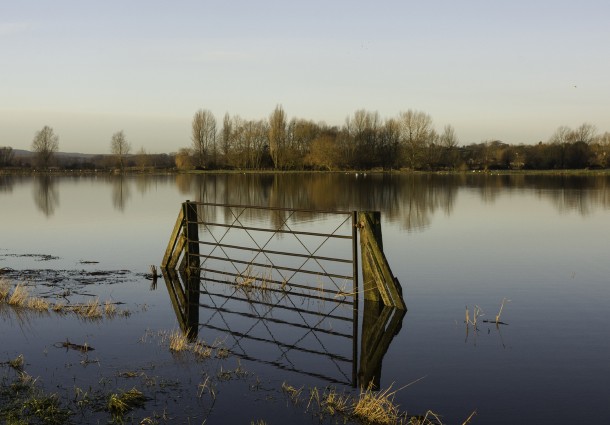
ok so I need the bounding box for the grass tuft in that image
[75,298,102,319]
[0,278,10,301]
[27,297,50,311]
[168,330,189,352]
[353,383,403,424]
[104,300,117,317]
[8,284,29,307]
[107,387,147,419]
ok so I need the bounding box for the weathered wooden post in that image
[358,211,405,309]
[183,200,200,273]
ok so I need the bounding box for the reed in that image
[27,297,50,311]
[168,330,189,352]
[281,382,302,404]
[0,278,10,301]
[495,298,510,324]
[8,284,29,307]
[104,300,117,317]
[353,384,403,425]
[75,298,103,319]
[107,387,147,418]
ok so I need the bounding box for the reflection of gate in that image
[161,201,405,387]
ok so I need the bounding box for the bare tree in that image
[439,124,460,169]
[110,130,131,171]
[399,110,434,169]
[31,125,59,169]
[0,146,14,167]
[191,109,217,168]
[573,123,597,144]
[268,105,287,169]
[220,112,232,166]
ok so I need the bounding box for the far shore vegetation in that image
[2,106,610,174]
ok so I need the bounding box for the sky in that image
[1,0,609,154]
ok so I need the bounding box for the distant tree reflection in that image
[172,173,610,229]
[111,176,131,211]
[0,176,15,193]
[33,175,59,217]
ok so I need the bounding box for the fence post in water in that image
[358,211,405,309]
[183,200,200,273]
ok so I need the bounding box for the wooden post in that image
[162,208,185,268]
[359,211,405,309]
[183,200,200,273]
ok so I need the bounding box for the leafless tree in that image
[31,125,59,168]
[192,109,217,168]
[0,146,14,167]
[110,130,131,171]
[268,105,287,169]
[399,110,434,169]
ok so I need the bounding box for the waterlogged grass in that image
[107,388,147,421]
[283,381,466,425]
[0,371,71,425]
[157,329,227,360]
[0,279,129,320]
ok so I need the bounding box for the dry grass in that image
[52,302,66,313]
[168,330,189,352]
[107,387,147,418]
[8,284,29,307]
[104,300,117,317]
[27,297,50,311]
[0,278,10,301]
[353,384,404,425]
[287,382,451,425]
[73,298,103,319]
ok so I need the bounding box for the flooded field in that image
[1,173,610,424]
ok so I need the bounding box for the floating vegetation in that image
[158,329,227,360]
[8,283,29,307]
[168,329,189,352]
[107,387,147,420]
[0,279,130,320]
[54,339,94,353]
[0,278,10,301]
[0,370,72,425]
[280,381,459,425]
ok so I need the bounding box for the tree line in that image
[1,107,609,171]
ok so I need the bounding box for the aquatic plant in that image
[0,371,72,425]
[107,387,147,420]
[8,284,29,307]
[168,329,189,352]
[0,278,10,301]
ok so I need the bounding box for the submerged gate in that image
[161,201,405,387]
[162,201,404,309]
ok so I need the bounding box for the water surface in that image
[1,173,609,424]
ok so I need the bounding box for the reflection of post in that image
[184,200,200,273]
[358,301,405,389]
[162,268,200,340]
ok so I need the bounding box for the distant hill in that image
[12,149,99,159]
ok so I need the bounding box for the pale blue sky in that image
[1,0,609,154]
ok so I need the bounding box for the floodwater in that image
[1,173,610,424]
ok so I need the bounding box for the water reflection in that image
[111,176,131,212]
[33,175,59,217]
[176,173,610,224]
[161,270,405,389]
[0,175,14,193]
[7,173,610,222]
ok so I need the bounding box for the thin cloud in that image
[0,22,33,36]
